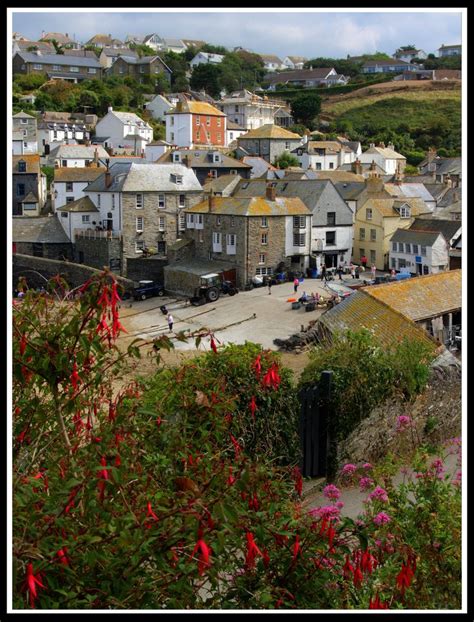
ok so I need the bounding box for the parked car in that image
[133,280,165,301]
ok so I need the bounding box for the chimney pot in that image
[105,171,112,188]
[266,184,276,201]
[208,190,216,211]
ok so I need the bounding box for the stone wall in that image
[15,242,74,261]
[125,257,167,285]
[74,237,122,272]
[13,253,135,291]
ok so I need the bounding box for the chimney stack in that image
[352,158,362,175]
[105,171,112,188]
[266,183,277,201]
[427,147,437,164]
[208,190,216,211]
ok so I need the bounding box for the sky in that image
[11,9,463,59]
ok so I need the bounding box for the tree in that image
[78,90,100,111]
[273,152,300,169]
[190,63,222,98]
[291,93,322,125]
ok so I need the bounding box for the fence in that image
[298,370,333,478]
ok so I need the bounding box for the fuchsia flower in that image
[210,337,218,354]
[262,362,281,390]
[25,562,46,608]
[249,395,257,420]
[251,354,262,377]
[245,532,264,570]
[191,539,211,576]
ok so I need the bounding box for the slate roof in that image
[409,218,461,242]
[16,51,101,68]
[241,156,278,178]
[21,192,39,203]
[56,196,99,213]
[317,290,436,351]
[363,270,462,321]
[431,158,462,176]
[53,145,109,160]
[101,47,138,58]
[203,174,242,195]
[107,110,152,129]
[84,163,132,192]
[156,149,251,169]
[13,111,36,119]
[390,228,441,246]
[238,124,301,140]
[12,216,71,244]
[363,145,406,160]
[263,67,335,83]
[384,183,436,204]
[185,196,311,217]
[54,167,106,182]
[337,162,386,175]
[86,163,202,193]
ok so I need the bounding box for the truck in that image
[189,273,238,306]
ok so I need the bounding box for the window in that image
[140,66,145,73]
[326,231,336,245]
[405,243,411,253]
[421,246,427,256]
[206,117,211,126]
[135,240,145,253]
[324,212,336,226]
[196,131,200,140]
[157,241,166,255]
[230,216,235,227]
[82,215,90,224]
[412,244,418,255]
[293,216,306,229]
[209,169,217,178]
[170,116,175,126]
[136,217,144,232]
[178,194,185,208]
[69,66,79,72]
[256,267,273,276]
[158,194,165,208]
[293,232,306,246]
[112,194,115,210]
[66,197,74,203]
[261,233,268,245]
[187,213,195,228]
[392,242,397,251]
[234,105,239,113]
[370,250,376,263]
[16,183,25,196]
[360,228,366,241]
[370,229,376,242]
[170,132,175,142]
[20,118,28,124]
[366,208,373,220]
[196,117,200,125]
[136,194,143,209]
[23,129,28,137]
[61,211,68,218]
[212,232,222,252]
[88,68,97,74]
[23,141,28,148]
[229,132,234,140]
[97,194,101,208]
[217,133,222,142]
[285,142,290,149]
[217,117,221,127]
[33,63,43,70]
[172,152,180,162]
[66,182,73,192]
[391,258,396,269]
[397,242,403,252]
[199,230,204,243]
[329,162,334,169]
[175,175,183,185]
[359,248,365,259]
[261,216,268,227]
[216,216,221,226]
[158,216,165,231]
[316,163,322,170]
[227,234,236,254]
[400,206,411,218]
[259,253,266,264]
[18,160,26,172]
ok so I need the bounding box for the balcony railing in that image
[73,228,121,240]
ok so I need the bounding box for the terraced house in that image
[183,185,312,288]
[106,54,172,84]
[12,51,102,82]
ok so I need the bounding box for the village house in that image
[39,31,81,49]
[12,215,73,260]
[12,154,47,216]
[438,44,462,57]
[236,124,302,164]
[94,108,153,152]
[282,56,308,70]
[165,100,227,149]
[232,177,354,269]
[86,34,125,49]
[273,107,294,128]
[144,140,174,162]
[353,174,430,270]
[12,39,55,56]
[226,120,247,146]
[143,93,174,121]
[98,47,138,68]
[82,162,203,273]
[417,152,461,187]
[161,38,187,54]
[190,51,225,68]
[393,47,427,62]
[216,90,291,130]
[292,140,358,170]
[37,117,90,155]
[389,228,450,275]
[106,54,172,84]
[12,51,102,82]
[259,54,285,72]
[202,174,243,197]
[50,144,108,168]
[358,142,407,175]
[51,167,106,211]
[263,67,349,90]
[155,148,252,185]
[182,186,312,288]
[361,59,419,74]
[12,112,38,155]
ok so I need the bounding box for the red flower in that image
[56,548,70,567]
[110,281,121,306]
[226,466,236,486]
[20,333,27,356]
[361,549,377,574]
[245,532,263,570]
[96,314,110,335]
[230,434,242,460]
[97,286,110,310]
[252,354,262,377]
[343,555,354,579]
[292,534,302,562]
[210,336,217,354]
[146,501,159,521]
[114,454,121,467]
[369,594,389,609]
[353,565,363,588]
[70,361,81,391]
[191,539,211,576]
[396,561,415,594]
[248,493,259,511]
[25,562,46,608]
[249,395,257,420]
[262,362,281,390]
[292,466,303,497]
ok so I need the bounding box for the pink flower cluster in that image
[341,463,357,476]
[373,512,391,526]
[396,415,412,431]
[308,505,341,520]
[359,476,374,492]
[368,486,389,503]
[323,484,341,500]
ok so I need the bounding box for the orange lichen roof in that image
[319,290,437,351]
[54,167,106,181]
[185,196,310,216]
[172,101,226,116]
[361,197,429,217]
[362,270,462,322]
[239,124,301,140]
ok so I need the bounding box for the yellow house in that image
[354,187,429,270]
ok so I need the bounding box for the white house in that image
[144,140,173,162]
[358,143,406,175]
[142,33,165,51]
[56,196,103,240]
[162,38,186,54]
[259,54,285,72]
[12,112,38,155]
[190,51,225,68]
[226,120,247,145]
[393,48,427,62]
[282,56,307,70]
[51,166,106,211]
[217,89,288,130]
[389,228,449,275]
[52,144,109,168]
[438,44,461,57]
[37,120,89,155]
[144,93,174,121]
[292,141,357,171]
[95,107,153,151]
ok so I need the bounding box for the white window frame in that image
[179,212,186,231]
[158,215,165,231]
[226,233,236,255]
[421,246,427,256]
[261,216,268,227]
[187,213,195,228]
[261,232,268,245]
[111,194,115,210]
[136,216,144,232]
[158,194,166,208]
[370,229,376,242]
[196,117,200,125]
[212,231,222,252]
[69,66,79,73]
[259,253,266,265]
[135,240,145,253]
[400,206,411,218]
[293,216,306,229]
[82,215,90,224]
[294,232,306,247]
[88,68,97,74]
[97,194,101,208]
[33,63,43,70]
[136,194,143,209]
[366,208,373,221]
[178,194,185,208]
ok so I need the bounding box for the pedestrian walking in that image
[350,264,356,279]
[293,277,299,293]
[361,255,368,270]
[268,279,272,295]
[320,264,327,281]
[371,264,376,279]
[337,264,343,280]
[167,313,174,332]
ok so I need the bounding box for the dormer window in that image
[171,174,183,185]
[18,160,26,173]
[399,206,411,218]
[213,153,220,163]
[173,152,181,162]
